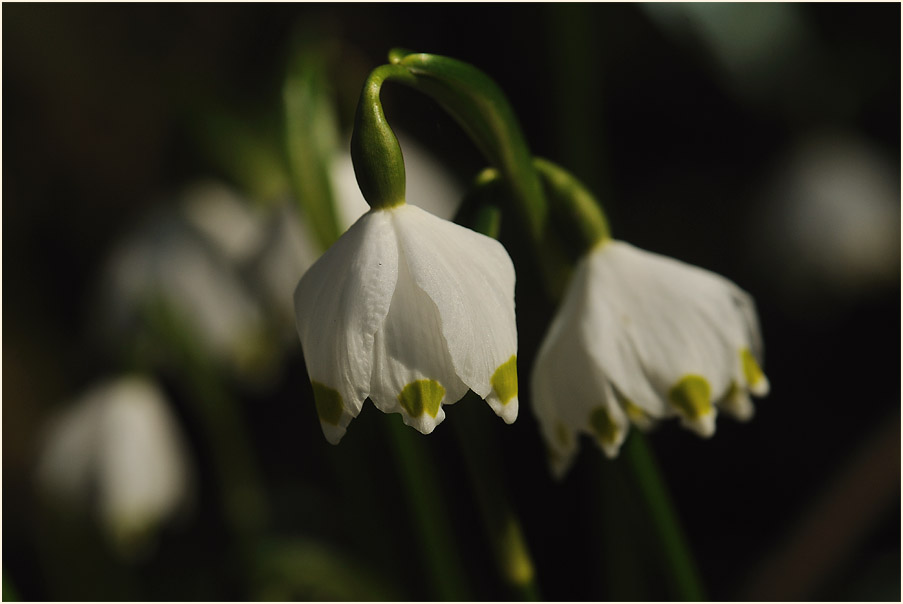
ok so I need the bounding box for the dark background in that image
[4,3,900,601]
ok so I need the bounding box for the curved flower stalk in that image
[530,161,769,477]
[35,376,192,559]
[294,202,518,443]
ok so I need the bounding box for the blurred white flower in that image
[99,185,269,376]
[182,180,268,265]
[753,133,900,302]
[294,203,518,444]
[36,376,192,559]
[531,241,768,477]
[642,3,816,105]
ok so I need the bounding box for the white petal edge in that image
[531,264,630,476]
[391,205,518,418]
[294,210,398,441]
[368,246,469,435]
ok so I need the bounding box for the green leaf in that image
[255,538,404,601]
[282,39,342,251]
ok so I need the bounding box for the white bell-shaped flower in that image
[35,376,192,558]
[294,202,518,444]
[531,240,769,477]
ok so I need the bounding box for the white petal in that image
[368,252,469,434]
[584,242,753,422]
[390,205,518,419]
[718,384,756,421]
[97,378,191,549]
[571,250,669,418]
[36,377,191,557]
[293,210,398,442]
[531,265,630,475]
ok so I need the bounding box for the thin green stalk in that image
[624,432,706,601]
[385,418,472,601]
[378,50,572,298]
[144,300,268,552]
[450,399,540,601]
[455,203,540,601]
[388,51,546,242]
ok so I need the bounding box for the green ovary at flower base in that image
[530,162,769,477]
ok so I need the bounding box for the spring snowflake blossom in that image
[36,376,192,558]
[294,202,518,444]
[532,240,769,477]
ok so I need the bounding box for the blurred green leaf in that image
[192,105,291,204]
[254,538,403,601]
[3,571,19,602]
[282,33,342,251]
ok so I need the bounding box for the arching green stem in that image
[350,65,416,209]
[533,157,610,253]
[388,51,547,241]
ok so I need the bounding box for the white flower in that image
[253,132,462,332]
[35,376,192,558]
[99,191,269,377]
[294,203,518,444]
[531,240,769,477]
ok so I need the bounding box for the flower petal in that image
[390,205,518,420]
[531,267,628,476]
[293,210,398,443]
[368,251,468,434]
[584,242,753,424]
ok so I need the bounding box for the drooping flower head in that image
[36,376,192,558]
[293,65,518,443]
[529,160,769,477]
[294,204,518,443]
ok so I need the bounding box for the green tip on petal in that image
[668,375,713,420]
[589,407,620,448]
[398,379,445,418]
[490,355,518,405]
[741,348,766,389]
[312,381,344,426]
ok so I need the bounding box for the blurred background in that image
[3,3,900,601]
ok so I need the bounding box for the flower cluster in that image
[291,50,768,476]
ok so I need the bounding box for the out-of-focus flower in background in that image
[752,133,900,305]
[294,203,518,444]
[532,240,768,477]
[97,182,273,380]
[35,376,193,560]
[642,2,817,109]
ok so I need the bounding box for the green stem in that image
[624,432,706,601]
[350,65,415,209]
[389,51,546,241]
[533,158,610,250]
[378,50,572,298]
[450,398,540,601]
[385,418,472,601]
[144,299,267,561]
